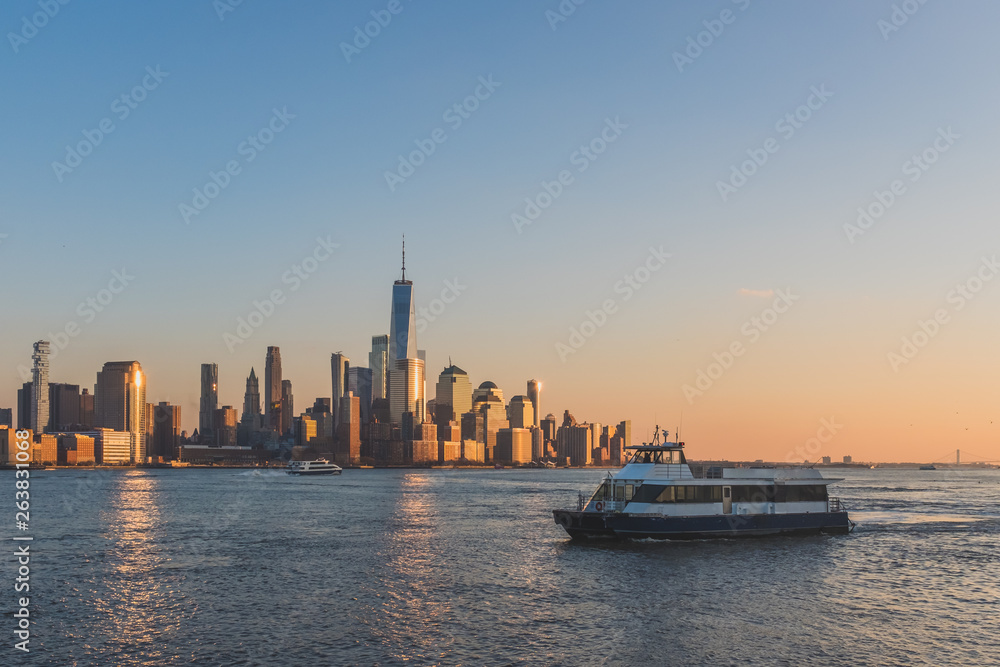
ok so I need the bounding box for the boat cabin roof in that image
[625,443,685,451]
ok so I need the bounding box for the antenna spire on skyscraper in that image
[401,234,406,281]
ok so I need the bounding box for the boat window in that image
[614,485,625,501]
[590,483,609,503]
[624,484,634,501]
[655,487,674,503]
[731,485,775,503]
[775,485,828,502]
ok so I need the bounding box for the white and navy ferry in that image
[286,458,343,475]
[553,429,852,540]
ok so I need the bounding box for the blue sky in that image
[3,1,1000,461]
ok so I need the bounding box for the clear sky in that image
[3,1,999,463]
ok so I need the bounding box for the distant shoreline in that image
[2,462,996,472]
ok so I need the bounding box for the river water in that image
[3,467,998,666]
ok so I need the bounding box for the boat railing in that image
[828,497,847,513]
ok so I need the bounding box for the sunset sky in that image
[3,1,999,463]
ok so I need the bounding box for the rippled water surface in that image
[3,467,999,666]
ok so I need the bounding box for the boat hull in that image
[552,509,851,540]
[286,469,342,475]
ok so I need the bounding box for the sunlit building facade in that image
[31,340,50,435]
[95,361,146,463]
[370,334,388,400]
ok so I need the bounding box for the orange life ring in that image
[594,501,604,512]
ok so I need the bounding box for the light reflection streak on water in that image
[370,471,457,664]
[93,470,178,663]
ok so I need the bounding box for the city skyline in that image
[4,3,1000,463]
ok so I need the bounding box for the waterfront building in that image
[199,363,218,438]
[95,361,146,463]
[32,341,50,435]
[481,401,509,462]
[75,428,132,464]
[265,346,282,433]
[79,389,94,429]
[331,352,349,432]
[388,239,425,424]
[508,395,534,430]
[296,414,317,446]
[152,402,181,461]
[0,408,11,428]
[532,426,544,461]
[435,364,472,424]
[557,423,593,466]
[527,380,540,428]
[214,406,238,447]
[0,426,29,465]
[370,334,389,400]
[496,427,532,465]
[241,368,262,427]
[58,433,95,465]
[337,393,361,464]
[17,383,31,430]
[348,366,373,425]
[49,383,80,431]
[461,410,484,444]
[461,439,485,463]
[32,433,58,465]
[472,381,504,409]
[281,381,294,436]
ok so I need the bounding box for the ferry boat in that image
[286,459,342,475]
[553,428,853,540]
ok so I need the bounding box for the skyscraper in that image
[527,380,540,428]
[48,383,80,431]
[331,352,349,433]
[388,239,425,424]
[369,334,388,400]
[508,395,534,430]
[152,402,181,461]
[214,406,238,447]
[79,389,94,429]
[265,346,282,433]
[435,364,472,423]
[242,367,261,426]
[95,361,146,463]
[199,363,218,438]
[31,341,50,434]
[281,380,293,436]
[347,366,373,425]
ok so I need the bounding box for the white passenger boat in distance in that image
[286,458,342,475]
[553,427,853,540]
